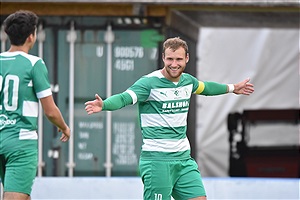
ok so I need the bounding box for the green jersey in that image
[102,70,227,160]
[127,70,200,160]
[0,51,51,150]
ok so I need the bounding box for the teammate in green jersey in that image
[85,37,254,200]
[0,10,70,200]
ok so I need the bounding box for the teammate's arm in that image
[40,95,70,142]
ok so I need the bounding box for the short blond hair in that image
[163,37,188,55]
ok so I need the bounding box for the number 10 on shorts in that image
[154,193,162,200]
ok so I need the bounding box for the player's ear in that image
[186,53,189,63]
[27,33,35,43]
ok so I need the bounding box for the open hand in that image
[233,78,254,95]
[85,94,103,115]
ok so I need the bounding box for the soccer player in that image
[85,37,254,200]
[0,10,70,200]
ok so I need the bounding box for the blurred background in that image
[1,0,299,199]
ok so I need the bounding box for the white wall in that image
[196,28,299,176]
[29,177,299,199]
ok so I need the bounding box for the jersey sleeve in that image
[195,81,228,96]
[102,92,133,111]
[102,76,151,110]
[31,59,52,99]
[127,77,151,104]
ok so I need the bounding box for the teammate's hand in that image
[59,126,70,142]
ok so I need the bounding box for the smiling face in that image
[162,46,189,82]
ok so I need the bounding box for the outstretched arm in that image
[232,78,254,95]
[195,78,254,96]
[85,92,133,115]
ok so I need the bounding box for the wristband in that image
[228,84,235,93]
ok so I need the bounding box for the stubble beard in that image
[167,65,183,79]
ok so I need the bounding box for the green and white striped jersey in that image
[0,51,51,143]
[127,70,199,160]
